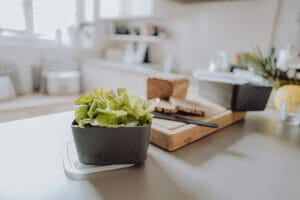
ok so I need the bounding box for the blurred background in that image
[0,0,299,122]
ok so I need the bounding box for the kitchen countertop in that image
[0,108,299,200]
[0,93,78,123]
[0,94,78,112]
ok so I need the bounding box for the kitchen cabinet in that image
[81,58,161,97]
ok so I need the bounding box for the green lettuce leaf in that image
[74,88,153,128]
[75,105,89,127]
[87,88,107,119]
[75,93,92,105]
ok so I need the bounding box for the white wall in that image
[0,45,75,94]
[150,0,279,73]
[273,0,300,50]
[0,46,40,94]
[2,0,298,94]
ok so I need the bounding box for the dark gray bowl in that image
[71,121,151,165]
[193,70,273,111]
[196,81,272,111]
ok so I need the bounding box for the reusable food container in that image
[71,121,151,165]
[63,141,134,180]
[193,70,273,111]
[44,70,81,95]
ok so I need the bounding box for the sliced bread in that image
[150,99,178,114]
[169,97,205,116]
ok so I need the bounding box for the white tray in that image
[63,141,134,180]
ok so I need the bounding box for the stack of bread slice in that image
[147,73,205,116]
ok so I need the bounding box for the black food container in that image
[71,121,151,165]
[193,70,273,111]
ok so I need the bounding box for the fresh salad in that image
[74,88,154,128]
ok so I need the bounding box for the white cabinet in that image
[81,59,160,97]
[99,0,153,19]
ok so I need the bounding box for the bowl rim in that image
[71,120,151,129]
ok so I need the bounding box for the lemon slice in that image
[274,85,300,111]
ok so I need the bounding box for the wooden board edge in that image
[150,127,173,151]
[163,112,246,151]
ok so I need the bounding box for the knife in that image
[152,112,218,128]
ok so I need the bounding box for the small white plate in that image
[63,141,134,180]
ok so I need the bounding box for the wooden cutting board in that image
[150,96,246,151]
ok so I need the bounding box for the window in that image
[0,0,26,31]
[32,0,76,41]
[99,0,152,18]
[100,0,123,18]
[84,0,95,23]
[0,0,95,45]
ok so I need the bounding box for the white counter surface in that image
[0,109,299,200]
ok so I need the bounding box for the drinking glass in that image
[280,101,300,126]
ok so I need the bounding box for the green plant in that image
[241,47,300,88]
[78,22,93,39]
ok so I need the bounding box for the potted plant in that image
[72,88,154,165]
[241,47,300,125]
[241,47,300,89]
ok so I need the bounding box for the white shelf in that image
[107,34,163,43]
[84,58,162,75]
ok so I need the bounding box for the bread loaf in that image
[147,74,189,100]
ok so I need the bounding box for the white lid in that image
[63,141,134,180]
[193,70,248,85]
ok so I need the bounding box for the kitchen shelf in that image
[107,34,164,43]
[84,58,162,75]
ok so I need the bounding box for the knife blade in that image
[152,112,218,128]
